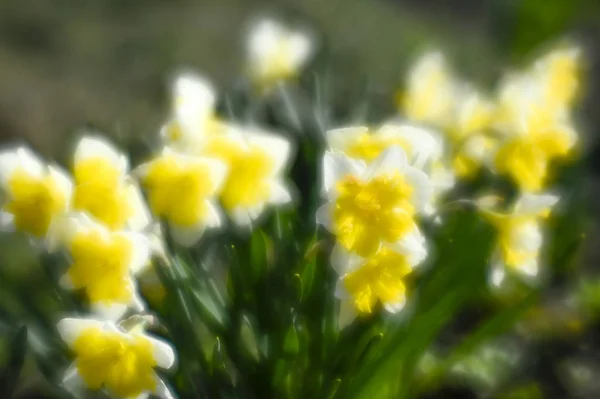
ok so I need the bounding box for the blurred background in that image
[1,0,600,397]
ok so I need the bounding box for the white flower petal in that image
[384,296,407,314]
[147,335,176,369]
[16,147,45,179]
[230,207,253,228]
[170,223,206,247]
[74,135,128,176]
[57,318,103,347]
[519,257,539,278]
[120,232,152,275]
[330,245,363,276]
[337,299,357,329]
[287,30,313,69]
[378,123,440,169]
[172,72,216,134]
[248,19,283,63]
[125,182,152,232]
[247,130,292,173]
[59,273,74,290]
[404,166,433,214]
[315,204,332,230]
[0,211,14,232]
[91,302,129,321]
[268,180,292,205]
[326,126,368,151]
[362,146,407,180]
[489,259,506,288]
[389,228,428,267]
[322,151,365,197]
[203,157,229,195]
[509,221,542,253]
[47,165,73,208]
[153,377,176,399]
[0,150,20,186]
[514,193,559,216]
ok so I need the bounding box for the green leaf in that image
[0,325,27,398]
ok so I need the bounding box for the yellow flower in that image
[50,213,151,320]
[398,51,456,127]
[137,148,227,246]
[246,18,314,89]
[202,128,293,227]
[332,229,426,316]
[161,72,227,151]
[317,147,430,257]
[453,134,498,179]
[57,318,175,399]
[533,45,582,110]
[0,147,72,239]
[483,193,558,286]
[72,135,150,231]
[449,89,495,142]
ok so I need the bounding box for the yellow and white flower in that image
[137,148,227,246]
[484,193,559,286]
[49,213,151,320]
[493,73,578,191]
[398,51,457,128]
[246,18,314,88]
[0,146,72,239]
[161,72,226,151]
[57,317,175,399]
[325,123,452,216]
[202,127,293,227]
[72,135,150,231]
[317,146,430,257]
[331,229,426,316]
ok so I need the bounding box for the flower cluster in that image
[0,18,310,399]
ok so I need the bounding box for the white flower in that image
[72,135,150,232]
[317,146,431,257]
[161,72,226,151]
[486,193,559,287]
[57,317,175,399]
[48,213,151,320]
[200,126,293,228]
[246,18,314,86]
[0,146,72,240]
[137,147,228,246]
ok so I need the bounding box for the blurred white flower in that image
[72,135,150,232]
[317,146,430,257]
[136,147,228,246]
[0,146,72,240]
[48,213,151,320]
[246,18,314,88]
[57,317,175,399]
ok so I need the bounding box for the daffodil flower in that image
[137,148,227,246]
[493,74,578,191]
[0,146,72,240]
[246,18,313,89]
[317,146,431,257]
[161,72,227,151]
[331,229,427,316]
[483,193,559,286]
[57,317,175,399]
[533,45,582,111]
[201,127,293,227]
[398,51,457,128]
[49,213,151,320]
[72,135,150,231]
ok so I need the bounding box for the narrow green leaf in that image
[0,325,28,398]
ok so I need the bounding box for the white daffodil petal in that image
[48,165,73,207]
[384,297,407,314]
[91,302,129,321]
[268,180,292,205]
[148,336,176,369]
[173,72,216,130]
[126,182,152,232]
[230,207,252,228]
[170,223,206,247]
[390,228,428,267]
[489,260,506,289]
[330,244,363,276]
[514,193,559,216]
[74,135,128,175]
[154,377,176,399]
[0,150,20,186]
[16,147,45,179]
[205,158,229,195]
[0,212,14,232]
[248,131,291,173]
[288,31,313,68]
[362,145,407,180]
[404,166,433,214]
[326,126,368,151]
[322,151,365,196]
[315,204,332,230]
[203,200,223,229]
[510,222,543,253]
[338,299,358,330]
[57,318,104,347]
[121,232,151,275]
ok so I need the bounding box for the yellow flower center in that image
[74,328,157,397]
[73,158,133,230]
[205,137,276,210]
[344,133,412,163]
[343,248,411,314]
[5,169,67,237]
[333,173,414,257]
[143,155,217,226]
[69,231,133,304]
